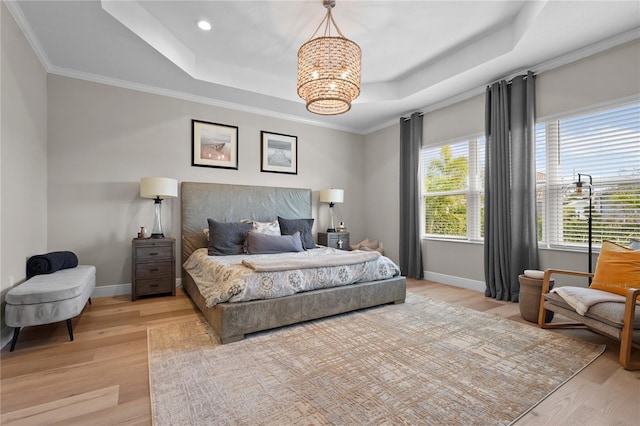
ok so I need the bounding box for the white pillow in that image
[241,219,281,236]
[524,269,545,279]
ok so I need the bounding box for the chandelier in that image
[297,0,361,115]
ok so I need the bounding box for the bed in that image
[181,182,406,343]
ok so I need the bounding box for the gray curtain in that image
[484,72,539,302]
[399,112,423,279]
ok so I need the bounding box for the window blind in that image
[421,138,485,239]
[540,102,640,247]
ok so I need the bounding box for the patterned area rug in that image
[147,293,604,425]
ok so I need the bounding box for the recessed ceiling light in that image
[196,20,211,31]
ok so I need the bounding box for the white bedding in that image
[183,247,401,308]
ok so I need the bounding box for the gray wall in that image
[47,75,366,288]
[363,39,640,291]
[363,123,400,265]
[1,3,48,330]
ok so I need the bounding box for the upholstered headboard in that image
[180,182,312,263]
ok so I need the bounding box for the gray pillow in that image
[278,217,315,250]
[207,219,252,256]
[630,238,640,250]
[246,231,304,255]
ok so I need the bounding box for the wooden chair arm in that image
[623,287,640,319]
[620,287,640,370]
[541,269,594,294]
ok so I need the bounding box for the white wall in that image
[1,3,48,329]
[364,39,640,291]
[47,75,366,288]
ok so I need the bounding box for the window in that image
[421,101,639,246]
[537,101,640,248]
[421,137,485,239]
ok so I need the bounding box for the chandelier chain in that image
[307,8,345,41]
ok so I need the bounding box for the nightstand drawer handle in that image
[149,252,159,256]
[150,284,159,288]
[150,268,158,272]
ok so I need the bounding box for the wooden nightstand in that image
[317,232,350,250]
[131,238,175,301]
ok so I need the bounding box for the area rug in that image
[147,293,604,425]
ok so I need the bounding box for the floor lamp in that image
[570,173,593,283]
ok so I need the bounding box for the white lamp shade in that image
[320,188,344,204]
[140,177,178,199]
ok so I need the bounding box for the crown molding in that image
[366,27,640,135]
[4,0,53,72]
[7,0,638,137]
[48,65,364,134]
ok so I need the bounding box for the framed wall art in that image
[260,131,297,174]
[192,119,239,169]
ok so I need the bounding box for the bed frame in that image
[180,182,406,343]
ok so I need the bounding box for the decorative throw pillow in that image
[277,217,315,250]
[350,238,369,250]
[350,239,380,251]
[245,231,304,255]
[630,238,640,250]
[590,240,640,296]
[241,219,281,236]
[360,239,379,250]
[207,219,252,256]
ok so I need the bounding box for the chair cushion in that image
[590,241,640,296]
[544,292,640,330]
[6,266,96,305]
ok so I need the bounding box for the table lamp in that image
[140,177,178,238]
[320,188,344,232]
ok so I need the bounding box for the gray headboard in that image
[181,182,312,262]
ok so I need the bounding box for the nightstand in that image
[131,238,175,301]
[317,232,350,250]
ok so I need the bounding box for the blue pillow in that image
[207,219,252,256]
[246,231,304,255]
[278,217,315,250]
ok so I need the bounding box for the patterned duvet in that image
[183,247,401,307]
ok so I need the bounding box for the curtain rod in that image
[401,112,424,121]
[488,70,536,88]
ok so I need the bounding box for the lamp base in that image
[150,197,166,239]
[326,228,336,233]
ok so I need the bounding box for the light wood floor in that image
[1,279,638,425]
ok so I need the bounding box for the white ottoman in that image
[5,265,96,351]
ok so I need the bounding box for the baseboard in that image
[0,278,184,350]
[91,283,131,297]
[90,278,183,298]
[424,271,485,293]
